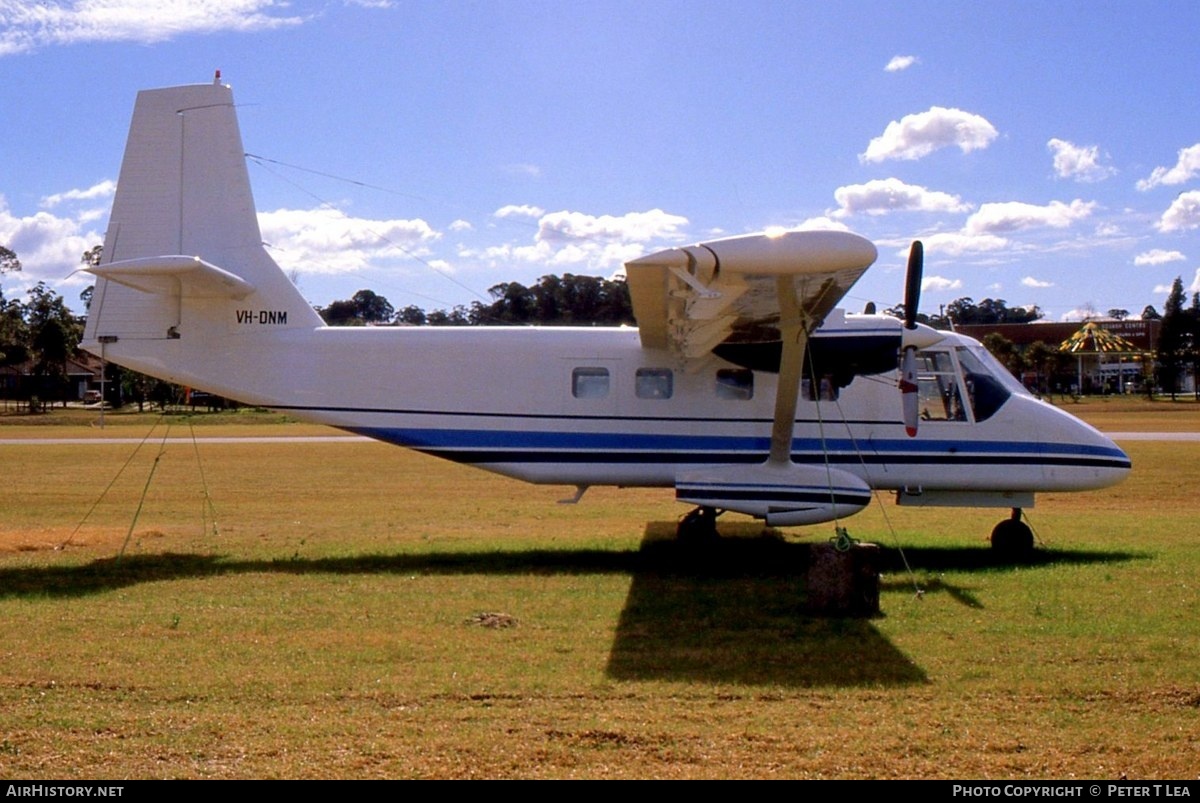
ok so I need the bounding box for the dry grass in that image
[0,406,1197,778]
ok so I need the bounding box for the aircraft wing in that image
[625,230,877,359]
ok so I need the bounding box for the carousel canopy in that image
[1058,321,1142,355]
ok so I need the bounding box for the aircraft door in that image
[914,350,971,424]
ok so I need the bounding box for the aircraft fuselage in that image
[105,316,1130,498]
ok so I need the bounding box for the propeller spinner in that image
[900,241,923,437]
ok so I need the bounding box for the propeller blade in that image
[904,240,923,329]
[900,240,924,437]
[900,346,919,437]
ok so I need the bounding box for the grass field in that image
[0,401,1197,778]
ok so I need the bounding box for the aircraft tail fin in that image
[83,80,321,357]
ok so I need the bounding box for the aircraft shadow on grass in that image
[2,524,1144,689]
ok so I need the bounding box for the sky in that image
[3,0,1200,322]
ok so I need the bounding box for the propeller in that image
[900,241,923,437]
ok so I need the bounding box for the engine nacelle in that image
[675,462,872,526]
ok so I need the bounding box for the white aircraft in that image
[81,78,1131,554]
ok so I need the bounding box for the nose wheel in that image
[991,508,1035,558]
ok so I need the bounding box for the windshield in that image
[960,342,1032,397]
[956,343,1028,421]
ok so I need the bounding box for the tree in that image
[475,274,633,326]
[1024,340,1068,396]
[0,246,26,368]
[486,281,535,323]
[21,283,84,409]
[944,297,1042,326]
[0,288,29,368]
[981,333,1024,378]
[395,305,427,326]
[319,289,395,325]
[1156,277,1188,400]
[1107,308,1130,321]
[81,245,102,268]
[351,289,394,324]
[1141,305,1161,321]
[1190,292,1200,400]
[0,245,21,277]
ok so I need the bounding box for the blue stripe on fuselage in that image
[346,426,1131,468]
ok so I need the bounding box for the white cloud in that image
[494,204,545,219]
[831,177,971,217]
[476,208,690,272]
[1156,190,1200,232]
[40,180,117,208]
[0,195,103,289]
[1134,248,1185,266]
[919,231,1010,256]
[921,275,962,293]
[1059,308,1094,322]
[860,106,998,163]
[1137,143,1200,191]
[1047,138,1115,182]
[534,209,688,245]
[964,199,1095,235]
[258,207,440,275]
[884,55,918,72]
[1021,276,1054,288]
[1151,275,1200,294]
[792,216,850,232]
[448,219,473,232]
[0,0,305,56]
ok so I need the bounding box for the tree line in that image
[0,246,87,409]
[316,274,635,327]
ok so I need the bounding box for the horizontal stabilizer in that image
[87,256,256,299]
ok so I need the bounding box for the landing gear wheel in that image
[677,506,721,542]
[990,514,1035,559]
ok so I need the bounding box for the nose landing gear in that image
[991,508,1035,558]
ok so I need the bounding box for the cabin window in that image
[915,350,967,422]
[635,368,673,399]
[572,367,610,399]
[715,368,753,400]
[802,375,839,401]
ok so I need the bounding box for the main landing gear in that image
[990,508,1035,558]
[677,506,723,541]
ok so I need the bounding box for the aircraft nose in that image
[1030,398,1131,491]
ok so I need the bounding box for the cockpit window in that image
[915,351,967,422]
[961,343,1031,397]
[957,345,1024,422]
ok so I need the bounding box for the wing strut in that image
[768,275,810,465]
